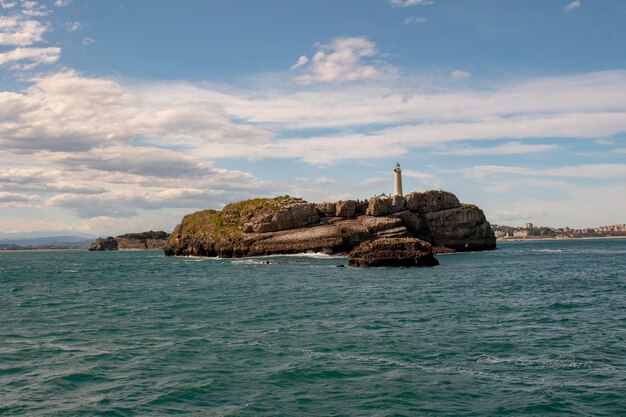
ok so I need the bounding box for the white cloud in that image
[0,191,40,203]
[64,21,81,31]
[290,55,308,70]
[440,141,560,156]
[451,69,471,79]
[314,177,337,186]
[404,16,427,24]
[0,218,82,234]
[0,168,105,194]
[54,0,71,6]
[1,1,16,8]
[0,46,61,67]
[390,0,433,7]
[462,164,626,181]
[3,69,626,165]
[20,0,48,17]
[0,70,274,152]
[81,36,94,45]
[0,15,47,46]
[0,191,42,208]
[487,184,625,228]
[295,37,398,83]
[565,1,581,12]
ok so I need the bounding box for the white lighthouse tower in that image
[393,162,403,196]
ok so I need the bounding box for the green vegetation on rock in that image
[117,231,169,240]
[169,196,295,242]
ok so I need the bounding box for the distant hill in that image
[0,231,94,240]
[0,236,94,249]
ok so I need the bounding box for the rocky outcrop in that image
[333,219,371,248]
[335,200,358,218]
[315,202,336,217]
[89,231,169,251]
[248,225,343,256]
[245,201,319,233]
[424,206,496,251]
[348,238,439,267]
[89,237,118,251]
[116,238,168,250]
[164,190,496,261]
[406,190,460,213]
[390,210,429,237]
[365,195,406,216]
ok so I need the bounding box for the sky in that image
[0,0,625,237]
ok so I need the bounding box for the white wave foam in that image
[254,252,346,259]
[476,355,592,369]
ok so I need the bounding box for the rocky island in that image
[163,190,496,266]
[89,231,169,251]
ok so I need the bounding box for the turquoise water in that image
[1,239,624,416]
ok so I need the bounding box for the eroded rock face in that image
[115,238,167,250]
[333,219,371,249]
[316,202,336,217]
[249,202,320,233]
[348,238,439,267]
[366,195,406,216]
[390,210,429,236]
[406,191,460,213]
[335,200,358,218]
[425,206,496,251]
[357,215,403,234]
[248,225,343,256]
[366,196,393,216]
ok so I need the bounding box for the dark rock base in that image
[348,238,439,267]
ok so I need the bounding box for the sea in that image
[1,239,624,416]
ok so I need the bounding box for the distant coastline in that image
[498,235,626,242]
[0,248,86,252]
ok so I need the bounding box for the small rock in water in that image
[348,237,439,267]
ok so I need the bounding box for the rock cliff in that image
[163,190,496,258]
[89,231,169,251]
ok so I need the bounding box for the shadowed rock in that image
[335,200,358,218]
[348,238,439,267]
[89,236,118,251]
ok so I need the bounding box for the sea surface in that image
[1,239,624,416]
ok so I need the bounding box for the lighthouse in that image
[393,162,403,196]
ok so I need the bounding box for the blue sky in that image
[0,0,625,236]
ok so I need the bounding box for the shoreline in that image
[0,248,87,253]
[498,236,626,242]
[0,248,164,253]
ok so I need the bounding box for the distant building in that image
[513,229,529,238]
[595,224,626,233]
[525,223,533,229]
